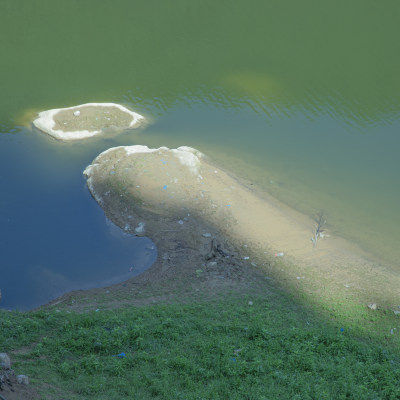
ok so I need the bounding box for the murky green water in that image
[1,0,399,307]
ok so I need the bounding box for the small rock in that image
[17,375,29,385]
[367,303,377,310]
[248,301,253,306]
[207,261,217,267]
[178,220,184,225]
[202,233,212,238]
[393,310,400,315]
[73,110,80,116]
[0,353,11,369]
[135,222,145,233]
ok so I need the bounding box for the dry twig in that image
[312,210,326,248]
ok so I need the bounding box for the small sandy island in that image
[74,145,400,312]
[33,103,144,141]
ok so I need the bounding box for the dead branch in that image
[312,210,326,248]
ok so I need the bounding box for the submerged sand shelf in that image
[33,103,144,141]
[84,145,400,307]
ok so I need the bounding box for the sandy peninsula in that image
[58,144,400,313]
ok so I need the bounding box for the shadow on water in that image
[0,129,157,311]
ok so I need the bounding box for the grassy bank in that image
[2,290,400,399]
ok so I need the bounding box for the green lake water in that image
[1,0,399,307]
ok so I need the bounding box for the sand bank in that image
[33,103,144,141]
[82,145,400,308]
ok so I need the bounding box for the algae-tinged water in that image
[0,0,399,308]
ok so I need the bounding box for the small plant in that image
[311,210,326,248]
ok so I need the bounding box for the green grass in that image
[1,293,400,399]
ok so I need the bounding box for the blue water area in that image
[0,128,157,310]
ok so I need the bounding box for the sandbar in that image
[33,103,144,141]
[82,145,400,309]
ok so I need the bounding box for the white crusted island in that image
[33,103,144,141]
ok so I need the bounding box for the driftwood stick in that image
[312,210,326,248]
